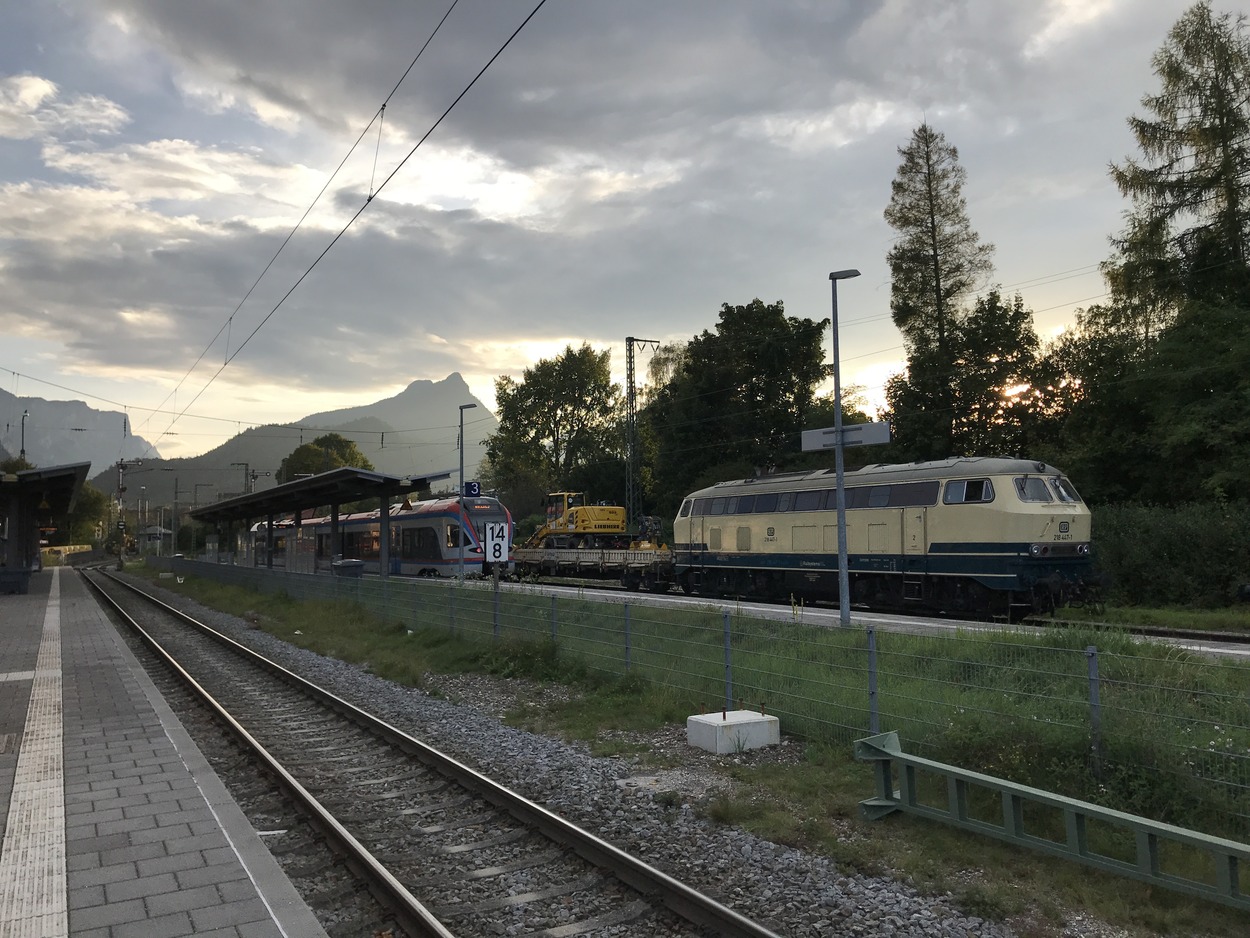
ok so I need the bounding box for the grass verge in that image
[127,565,1247,938]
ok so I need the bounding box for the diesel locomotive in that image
[672,457,1095,619]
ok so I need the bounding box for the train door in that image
[690,514,706,592]
[904,508,926,554]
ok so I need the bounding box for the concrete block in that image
[686,709,780,755]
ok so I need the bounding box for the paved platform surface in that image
[0,567,327,937]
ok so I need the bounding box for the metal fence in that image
[157,558,1250,842]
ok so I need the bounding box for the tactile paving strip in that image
[0,569,67,938]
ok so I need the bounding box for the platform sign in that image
[801,421,891,451]
[483,521,509,565]
[463,480,481,497]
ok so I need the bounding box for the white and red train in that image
[249,495,513,578]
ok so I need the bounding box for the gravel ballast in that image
[136,579,1144,938]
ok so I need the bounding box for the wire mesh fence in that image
[165,560,1250,840]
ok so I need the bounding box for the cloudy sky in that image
[1,0,1198,461]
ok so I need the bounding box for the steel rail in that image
[82,572,456,938]
[91,569,785,938]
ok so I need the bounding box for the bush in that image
[1092,501,1250,607]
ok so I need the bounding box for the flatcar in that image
[250,495,513,578]
[672,457,1095,619]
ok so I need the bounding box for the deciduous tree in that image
[276,433,373,483]
[643,299,827,504]
[484,344,622,505]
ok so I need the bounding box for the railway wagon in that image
[672,457,1094,619]
[250,495,513,578]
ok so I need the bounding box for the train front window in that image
[1014,477,1052,502]
[678,499,692,518]
[1051,477,1083,503]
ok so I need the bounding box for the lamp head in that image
[829,269,861,281]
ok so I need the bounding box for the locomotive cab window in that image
[678,499,692,518]
[944,479,994,504]
[1051,477,1083,503]
[1014,477,1052,502]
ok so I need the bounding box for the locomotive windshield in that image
[1050,477,1082,503]
[1014,477,1052,502]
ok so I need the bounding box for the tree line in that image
[480,3,1250,599]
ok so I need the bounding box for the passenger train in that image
[672,457,1095,619]
[250,495,513,578]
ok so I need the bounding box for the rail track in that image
[83,568,783,938]
[513,573,1250,649]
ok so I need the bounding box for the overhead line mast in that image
[625,336,659,532]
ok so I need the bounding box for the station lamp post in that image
[829,268,861,628]
[458,402,477,581]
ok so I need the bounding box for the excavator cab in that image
[524,492,628,548]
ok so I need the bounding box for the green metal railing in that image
[855,731,1249,911]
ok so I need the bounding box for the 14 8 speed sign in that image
[483,521,509,565]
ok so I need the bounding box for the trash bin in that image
[331,559,365,578]
[0,567,32,595]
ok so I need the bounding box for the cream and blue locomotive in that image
[672,457,1093,618]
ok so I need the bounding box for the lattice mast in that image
[625,336,658,531]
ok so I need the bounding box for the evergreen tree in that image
[883,123,994,457]
[1109,1,1250,312]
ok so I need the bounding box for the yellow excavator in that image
[521,492,664,550]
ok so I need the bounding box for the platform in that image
[0,567,327,937]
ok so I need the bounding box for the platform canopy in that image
[187,466,452,525]
[1,461,91,573]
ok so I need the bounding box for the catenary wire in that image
[136,0,463,443]
[147,0,549,458]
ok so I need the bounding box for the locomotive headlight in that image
[1029,543,1049,557]
[1076,543,1091,556]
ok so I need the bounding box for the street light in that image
[458,402,477,581]
[829,268,861,628]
